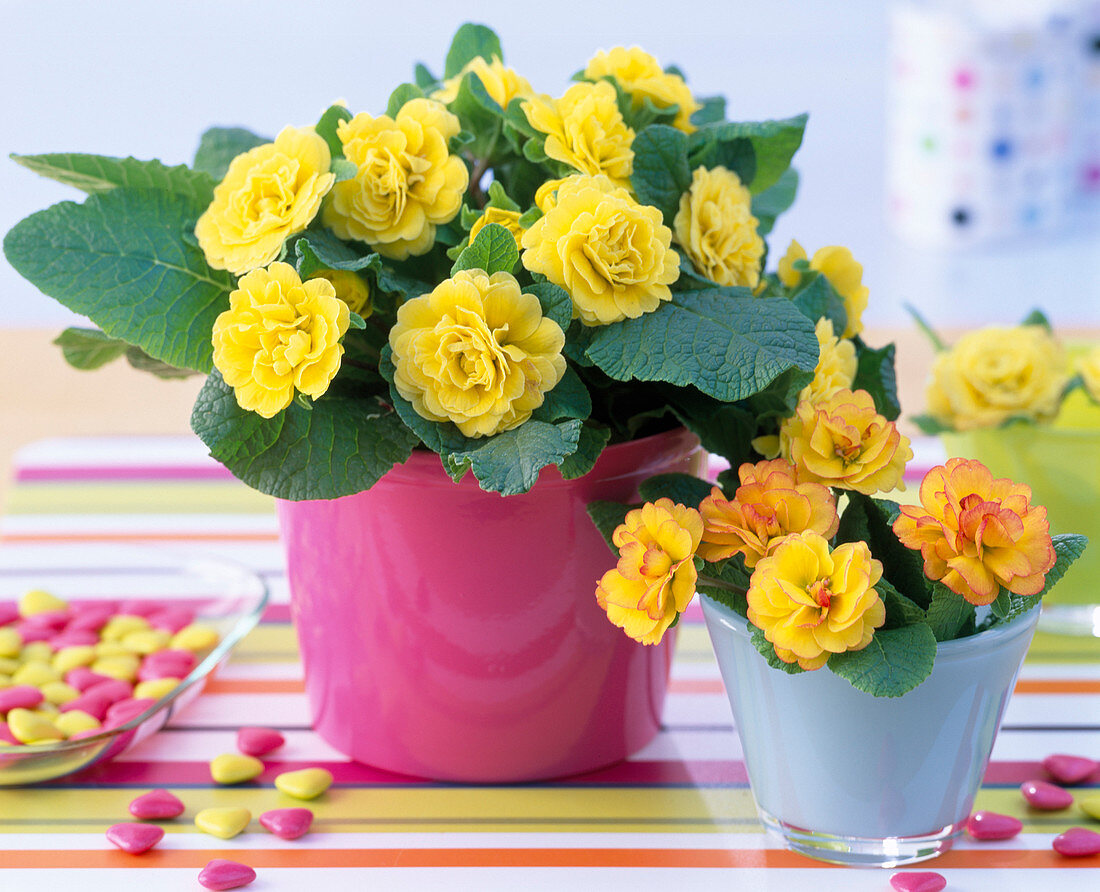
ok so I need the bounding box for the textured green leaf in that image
[751,168,798,235]
[741,365,814,424]
[446,419,583,495]
[11,153,215,206]
[379,347,470,454]
[925,581,977,642]
[124,347,198,379]
[837,492,931,608]
[52,327,128,370]
[668,389,756,471]
[691,96,726,127]
[191,371,418,500]
[827,623,937,697]
[385,84,426,119]
[4,188,233,373]
[559,423,611,479]
[451,222,519,275]
[414,62,439,90]
[533,365,591,423]
[582,288,818,402]
[688,136,755,189]
[192,127,269,181]
[449,70,505,147]
[587,499,636,553]
[444,23,503,78]
[990,589,1012,619]
[638,472,712,508]
[294,232,382,279]
[853,339,901,421]
[315,104,352,158]
[630,124,691,223]
[748,625,805,674]
[790,272,847,333]
[875,576,928,630]
[990,533,1090,628]
[523,281,573,332]
[688,114,808,193]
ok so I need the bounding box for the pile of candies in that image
[0,589,221,745]
[890,752,1100,891]
[105,725,334,891]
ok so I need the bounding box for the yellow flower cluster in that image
[521,175,679,325]
[925,325,1069,431]
[584,46,701,133]
[778,240,868,338]
[673,166,764,289]
[432,56,534,109]
[469,206,525,248]
[323,99,468,260]
[595,498,703,645]
[388,269,566,437]
[801,317,857,404]
[306,269,371,318]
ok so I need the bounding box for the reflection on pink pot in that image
[278,428,705,782]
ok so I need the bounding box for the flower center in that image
[808,579,832,610]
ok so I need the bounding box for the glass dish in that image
[0,544,268,785]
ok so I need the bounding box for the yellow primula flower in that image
[195,126,335,276]
[534,176,572,213]
[673,165,764,288]
[894,458,1056,606]
[323,99,468,260]
[521,175,679,326]
[388,269,566,437]
[1079,345,1100,403]
[778,388,912,495]
[747,531,886,671]
[522,81,635,188]
[777,240,869,338]
[432,55,534,109]
[584,46,702,133]
[596,498,703,645]
[926,325,1069,431]
[698,459,839,567]
[800,317,857,403]
[468,206,525,248]
[306,269,371,318]
[212,262,349,418]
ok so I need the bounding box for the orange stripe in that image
[201,678,304,694]
[0,532,278,543]
[667,678,1100,695]
[0,848,1083,870]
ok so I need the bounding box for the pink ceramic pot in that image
[278,428,704,782]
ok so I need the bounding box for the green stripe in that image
[5,481,274,515]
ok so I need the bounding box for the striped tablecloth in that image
[0,435,1098,891]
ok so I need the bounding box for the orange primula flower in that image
[893,458,1056,606]
[698,458,839,566]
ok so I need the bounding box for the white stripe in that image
[991,728,1100,760]
[0,514,278,535]
[114,729,347,762]
[170,693,310,726]
[13,435,214,469]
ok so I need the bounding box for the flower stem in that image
[697,574,748,597]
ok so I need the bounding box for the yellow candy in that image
[210,752,265,785]
[6,708,63,743]
[0,628,21,659]
[34,703,59,717]
[171,624,220,652]
[194,806,251,839]
[19,642,54,664]
[94,640,132,658]
[40,681,81,706]
[120,629,172,655]
[0,657,20,675]
[90,654,140,682]
[54,709,101,737]
[18,588,68,618]
[100,615,150,642]
[12,660,61,687]
[1080,794,1100,820]
[0,674,10,689]
[52,645,97,674]
[133,678,178,701]
[274,767,333,800]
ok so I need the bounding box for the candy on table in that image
[0,685,45,712]
[129,788,186,820]
[52,645,98,674]
[40,681,80,706]
[18,588,68,617]
[259,807,313,840]
[966,810,1023,840]
[0,604,19,627]
[11,660,60,687]
[133,678,179,701]
[0,723,18,745]
[65,667,115,692]
[12,624,52,645]
[1044,753,1099,785]
[1021,779,1074,810]
[147,607,196,634]
[274,767,334,800]
[194,806,252,839]
[1052,827,1100,857]
[210,753,265,785]
[889,872,947,892]
[0,627,22,658]
[103,697,156,729]
[171,624,220,652]
[90,654,141,682]
[49,630,99,649]
[53,709,101,737]
[99,614,151,642]
[59,690,114,722]
[1079,793,1100,820]
[237,726,285,757]
[6,707,64,743]
[198,859,256,891]
[105,822,165,855]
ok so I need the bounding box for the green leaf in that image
[451,222,519,275]
[124,346,199,379]
[688,114,808,194]
[875,576,928,630]
[558,423,611,479]
[10,153,215,206]
[517,206,543,228]
[852,339,901,421]
[315,104,352,159]
[379,347,470,454]
[582,288,818,402]
[486,180,520,212]
[668,391,757,470]
[587,499,636,553]
[749,625,805,674]
[294,232,382,279]
[414,62,439,90]
[533,365,592,423]
[691,96,726,127]
[523,281,573,332]
[989,535,1089,627]
[924,581,977,642]
[385,84,425,119]
[836,492,931,608]
[630,124,691,223]
[828,623,937,697]
[1021,308,1052,330]
[52,327,128,370]
[990,589,1012,619]
[789,271,847,333]
[446,419,583,495]
[904,303,947,353]
[910,413,954,435]
[191,371,419,500]
[741,365,814,424]
[688,136,755,188]
[444,23,502,78]
[4,188,233,373]
[192,127,269,181]
[638,472,712,508]
[751,168,798,236]
[449,70,505,145]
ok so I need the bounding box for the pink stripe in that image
[262,604,293,623]
[15,465,234,483]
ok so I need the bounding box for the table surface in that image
[0,435,1098,890]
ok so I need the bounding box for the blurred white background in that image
[2,0,1097,330]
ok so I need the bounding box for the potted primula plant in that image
[7,23,898,782]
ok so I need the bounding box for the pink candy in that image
[50,630,99,648]
[59,691,114,722]
[1021,779,1074,810]
[1052,827,1100,857]
[105,822,164,854]
[198,859,256,890]
[129,788,186,820]
[259,807,313,840]
[147,607,195,634]
[966,810,1022,840]
[138,649,196,682]
[84,678,133,704]
[0,603,20,626]
[0,685,46,713]
[1043,753,1099,785]
[237,727,285,757]
[104,697,155,729]
[13,623,53,645]
[0,723,19,745]
[21,610,70,630]
[889,872,947,892]
[66,605,116,633]
[65,667,115,693]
